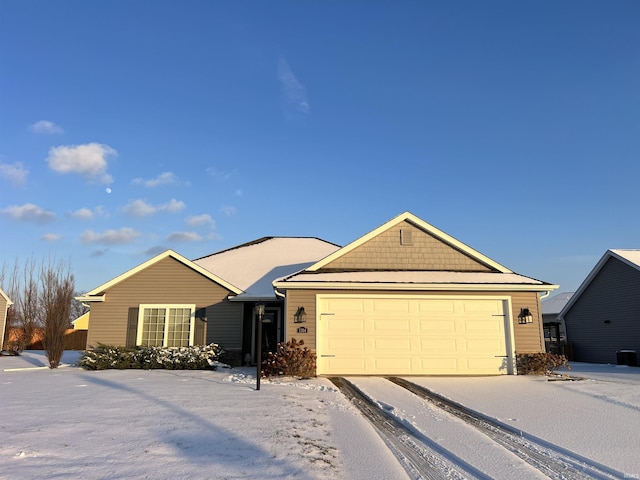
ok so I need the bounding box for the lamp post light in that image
[254,303,266,391]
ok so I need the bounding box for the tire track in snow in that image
[328,377,491,480]
[387,377,625,480]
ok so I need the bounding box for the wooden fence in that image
[5,327,87,351]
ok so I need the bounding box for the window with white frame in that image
[136,304,195,347]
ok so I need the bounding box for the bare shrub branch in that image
[40,258,75,368]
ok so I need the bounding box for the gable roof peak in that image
[81,249,242,299]
[306,211,512,273]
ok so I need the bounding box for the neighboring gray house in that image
[559,249,640,365]
[541,291,573,356]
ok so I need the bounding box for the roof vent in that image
[400,229,412,246]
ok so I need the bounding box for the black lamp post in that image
[254,303,265,391]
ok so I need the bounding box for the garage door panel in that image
[327,337,366,352]
[419,320,456,332]
[324,357,366,373]
[420,338,457,351]
[463,319,504,333]
[373,300,411,313]
[326,318,366,331]
[420,357,459,371]
[373,319,411,331]
[465,338,504,351]
[373,357,413,369]
[417,301,455,313]
[325,299,366,312]
[373,338,412,350]
[318,296,510,375]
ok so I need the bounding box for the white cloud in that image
[0,203,56,224]
[132,172,183,188]
[160,198,185,213]
[67,206,105,220]
[42,233,62,242]
[278,57,310,114]
[29,120,64,134]
[185,214,215,228]
[206,167,236,181]
[122,199,156,218]
[220,206,237,217]
[46,143,116,184]
[122,198,185,218]
[235,189,243,196]
[80,227,141,245]
[0,161,28,186]
[166,231,203,242]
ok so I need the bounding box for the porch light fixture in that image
[294,306,307,323]
[518,307,534,324]
[254,303,266,391]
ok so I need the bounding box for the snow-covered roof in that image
[275,271,557,292]
[541,292,574,315]
[610,249,640,269]
[193,237,340,300]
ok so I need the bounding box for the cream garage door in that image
[317,296,510,375]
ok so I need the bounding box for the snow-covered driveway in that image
[1,352,640,479]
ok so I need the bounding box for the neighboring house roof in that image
[541,292,575,315]
[72,312,90,330]
[0,288,12,307]
[193,237,341,300]
[275,212,558,292]
[558,249,640,320]
[77,249,243,302]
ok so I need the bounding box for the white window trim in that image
[136,304,196,347]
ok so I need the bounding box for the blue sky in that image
[1,1,638,293]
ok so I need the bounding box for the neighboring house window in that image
[136,304,195,347]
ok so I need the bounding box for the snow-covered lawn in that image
[1,351,640,479]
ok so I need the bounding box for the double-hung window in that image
[137,304,195,347]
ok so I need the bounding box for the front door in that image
[252,307,281,363]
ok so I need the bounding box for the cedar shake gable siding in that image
[319,221,495,272]
[87,256,234,348]
[563,256,640,364]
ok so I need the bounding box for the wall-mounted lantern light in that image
[518,307,534,324]
[294,306,307,323]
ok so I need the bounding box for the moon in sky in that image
[106,188,112,194]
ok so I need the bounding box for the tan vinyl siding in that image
[285,290,319,349]
[284,289,543,355]
[206,301,244,349]
[0,293,8,349]
[321,221,493,272]
[87,257,233,347]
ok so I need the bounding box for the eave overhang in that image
[75,294,106,302]
[273,281,559,292]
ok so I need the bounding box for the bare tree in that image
[70,293,89,322]
[18,257,42,350]
[40,259,75,368]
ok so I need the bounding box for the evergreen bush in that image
[261,338,316,379]
[79,343,224,370]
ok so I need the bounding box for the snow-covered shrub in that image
[79,343,224,370]
[516,352,570,375]
[261,338,316,379]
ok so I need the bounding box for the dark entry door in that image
[261,308,280,354]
